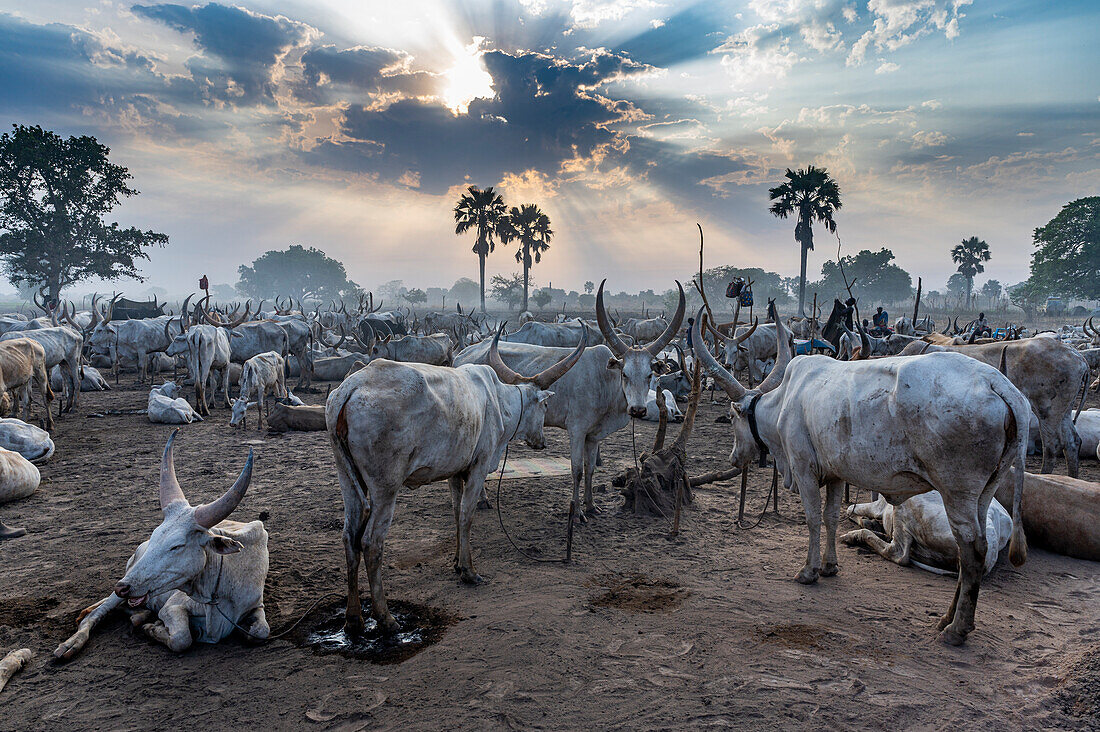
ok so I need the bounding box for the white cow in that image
[642,388,682,422]
[326,326,586,633]
[0,446,41,539]
[230,351,287,429]
[842,493,1013,575]
[54,431,267,657]
[0,418,55,463]
[1076,409,1100,459]
[50,364,110,393]
[148,382,203,425]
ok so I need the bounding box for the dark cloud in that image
[614,3,731,68]
[294,45,439,104]
[132,2,315,103]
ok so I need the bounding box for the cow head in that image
[692,301,793,471]
[164,316,189,358]
[488,323,588,450]
[229,398,257,426]
[113,430,254,607]
[596,279,685,419]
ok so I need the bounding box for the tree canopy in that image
[502,203,552,312]
[236,245,359,302]
[814,247,912,305]
[951,236,991,304]
[489,272,525,310]
[0,124,168,303]
[454,185,508,312]
[1027,197,1100,300]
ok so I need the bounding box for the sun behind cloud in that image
[442,38,495,115]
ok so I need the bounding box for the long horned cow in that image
[692,302,1029,645]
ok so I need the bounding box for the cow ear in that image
[208,534,243,554]
[730,401,746,418]
[606,356,623,370]
[536,390,554,405]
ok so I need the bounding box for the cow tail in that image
[332,395,372,513]
[990,380,1027,567]
[1073,355,1088,424]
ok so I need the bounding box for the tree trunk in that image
[522,245,530,312]
[478,250,486,313]
[797,229,810,318]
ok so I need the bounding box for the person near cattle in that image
[870,307,891,337]
[975,312,992,338]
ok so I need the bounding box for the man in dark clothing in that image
[685,317,695,348]
[871,306,890,336]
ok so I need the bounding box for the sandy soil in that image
[1,378,1099,731]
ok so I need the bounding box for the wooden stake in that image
[0,648,31,695]
[565,500,575,563]
[738,470,748,522]
[771,463,779,512]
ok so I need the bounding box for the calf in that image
[0,338,54,431]
[266,403,326,432]
[842,493,1012,575]
[230,351,287,429]
[54,431,267,657]
[148,382,203,425]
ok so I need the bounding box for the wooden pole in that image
[771,463,779,512]
[565,500,575,563]
[738,470,748,522]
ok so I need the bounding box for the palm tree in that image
[768,166,842,317]
[502,203,553,312]
[454,185,508,312]
[951,236,991,307]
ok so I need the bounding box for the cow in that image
[836,326,921,359]
[88,314,180,385]
[230,351,287,429]
[995,471,1100,562]
[0,326,83,413]
[894,315,934,336]
[326,326,587,634]
[642,388,682,422]
[1073,409,1100,459]
[148,382,203,424]
[50,364,109,393]
[0,418,54,463]
[312,354,368,382]
[899,336,1090,477]
[0,446,41,539]
[0,338,54,431]
[500,320,603,348]
[454,280,686,518]
[621,315,669,343]
[266,403,326,432]
[360,331,454,366]
[165,319,232,416]
[842,493,1013,575]
[692,305,1028,645]
[54,431,267,658]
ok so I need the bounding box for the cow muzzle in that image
[628,406,648,418]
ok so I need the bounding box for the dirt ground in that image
[2,377,1099,731]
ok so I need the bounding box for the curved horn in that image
[372,298,383,313]
[757,303,794,393]
[488,323,524,385]
[163,316,173,345]
[160,429,187,510]
[193,448,254,529]
[179,293,194,329]
[704,316,729,343]
[105,293,122,323]
[531,324,588,389]
[733,318,759,346]
[953,317,960,334]
[197,296,224,326]
[595,280,629,356]
[88,293,101,330]
[334,325,349,350]
[854,317,871,360]
[691,308,746,401]
[645,281,685,356]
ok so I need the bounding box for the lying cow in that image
[54,431,267,658]
[0,418,55,463]
[1075,409,1099,459]
[0,446,41,539]
[148,382,203,425]
[842,493,1012,575]
[995,471,1100,562]
[642,388,682,422]
[312,354,368,382]
[266,403,326,432]
[230,351,287,430]
[50,364,111,393]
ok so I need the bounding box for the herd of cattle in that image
[1,283,1099,663]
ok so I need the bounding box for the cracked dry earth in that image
[1,381,1099,730]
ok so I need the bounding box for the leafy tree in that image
[950,236,991,306]
[945,272,969,304]
[405,288,427,305]
[236,244,359,302]
[584,280,594,295]
[532,288,552,311]
[454,185,508,312]
[501,203,552,312]
[578,293,594,309]
[489,272,525,310]
[1008,280,1045,318]
[768,165,842,317]
[0,124,168,304]
[1027,197,1100,300]
[448,277,480,310]
[814,248,912,305]
[682,265,792,316]
[980,279,1003,305]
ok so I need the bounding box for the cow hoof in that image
[821,562,839,577]
[477,498,492,510]
[460,569,484,585]
[0,521,26,540]
[839,531,860,546]
[584,503,601,517]
[344,616,366,636]
[939,627,967,646]
[935,613,953,632]
[795,567,819,585]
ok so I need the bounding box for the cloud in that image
[875,61,900,73]
[911,130,950,147]
[714,24,800,89]
[847,0,973,67]
[294,44,439,104]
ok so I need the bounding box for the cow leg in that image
[449,475,464,569]
[938,499,988,646]
[53,593,123,659]
[362,486,399,633]
[1036,416,1057,474]
[583,435,601,516]
[221,367,231,409]
[568,433,586,523]
[821,479,844,577]
[256,391,264,431]
[241,605,269,643]
[457,466,491,584]
[339,477,370,635]
[840,525,912,566]
[794,473,823,584]
[1060,415,1081,478]
[143,601,193,652]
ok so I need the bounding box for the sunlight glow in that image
[441,38,494,115]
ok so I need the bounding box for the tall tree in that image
[950,236,991,306]
[980,279,1003,306]
[768,165,842,317]
[584,280,594,295]
[236,245,359,302]
[502,203,553,312]
[814,248,912,305]
[489,272,525,310]
[0,124,168,305]
[1027,197,1100,300]
[453,185,508,313]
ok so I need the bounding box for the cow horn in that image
[62,300,79,330]
[373,298,383,313]
[734,318,759,346]
[180,293,194,329]
[645,281,685,356]
[197,296,224,326]
[88,293,101,330]
[193,448,254,529]
[335,325,349,350]
[704,316,729,343]
[692,308,746,401]
[595,280,630,356]
[531,325,588,390]
[105,293,122,323]
[160,429,187,510]
[854,317,871,360]
[757,301,794,392]
[163,316,173,345]
[488,323,523,385]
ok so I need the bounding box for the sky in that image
[1,0,1098,297]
